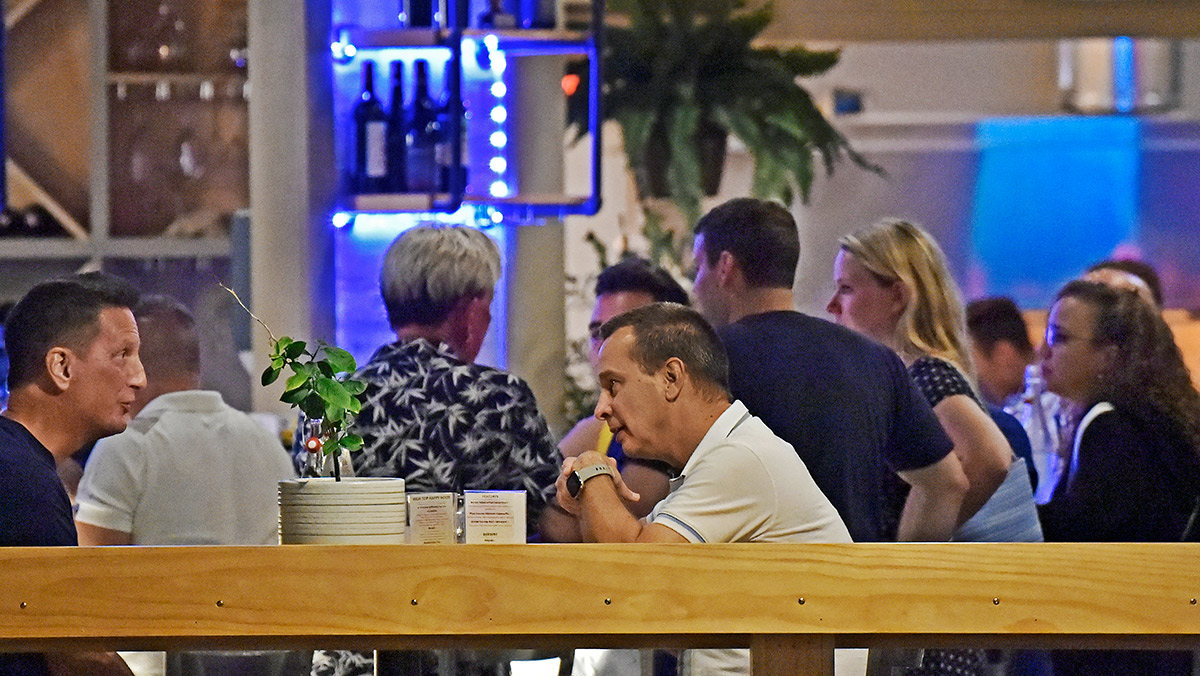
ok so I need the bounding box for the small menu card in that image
[407,493,458,544]
[464,490,525,544]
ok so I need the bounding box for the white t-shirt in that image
[77,390,296,545]
[649,400,852,676]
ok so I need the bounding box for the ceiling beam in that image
[757,0,1200,43]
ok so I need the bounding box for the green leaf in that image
[322,436,343,457]
[316,377,357,412]
[300,393,325,421]
[284,340,307,359]
[283,370,309,393]
[280,387,309,406]
[342,434,364,451]
[322,346,357,374]
[342,379,368,395]
[261,366,281,387]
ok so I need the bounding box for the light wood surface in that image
[2,543,1200,658]
[757,0,1200,43]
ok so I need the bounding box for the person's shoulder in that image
[465,362,537,396]
[0,417,51,465]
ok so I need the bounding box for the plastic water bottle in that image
[1011,364,1062,504]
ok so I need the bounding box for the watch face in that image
[566,472,583,498]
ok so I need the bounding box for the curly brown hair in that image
[1057,280,1200,455]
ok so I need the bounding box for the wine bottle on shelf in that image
[405,60,445,194]
[353,61,389,194]
[386,61,408,193]
[478,0,516,28]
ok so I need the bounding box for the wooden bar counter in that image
[1,544,1199,674]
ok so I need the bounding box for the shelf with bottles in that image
[335,23,602,216]
[339,26,590,52]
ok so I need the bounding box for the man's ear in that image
[45,347,73,391]
[660,358,685,402]
[716,250,740,288]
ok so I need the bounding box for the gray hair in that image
[380,226,502,328]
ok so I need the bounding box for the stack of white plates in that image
[278,477,406,544]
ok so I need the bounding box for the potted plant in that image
[261,335,366,480]
[226,287,406,544]
[567,0,873,223]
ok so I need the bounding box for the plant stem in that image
[218,282,279,346]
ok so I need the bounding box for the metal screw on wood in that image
[798,598,806,605]
[20,602,27,609]
[216,600,224,607]
[1191,598,1197,605]
[604,598,612,605]
[411,599,419,606]
[992,598,1000,605]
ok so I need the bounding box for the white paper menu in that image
[407,492,458,544]
[464,490,525,544]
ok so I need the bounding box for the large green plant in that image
[567,0,871,223]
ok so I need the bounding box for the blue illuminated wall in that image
[333,212,509,369]
[970,117,1142,308]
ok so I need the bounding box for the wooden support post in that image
[751,634,834,676]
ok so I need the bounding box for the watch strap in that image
[569,462,615,498]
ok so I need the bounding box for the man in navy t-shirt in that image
[690,198,968,542]
[1,272,145,676]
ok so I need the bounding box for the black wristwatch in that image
[566,462,616,498]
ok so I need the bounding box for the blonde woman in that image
[828,218,1043,676]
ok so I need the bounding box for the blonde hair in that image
[837,219,974,376]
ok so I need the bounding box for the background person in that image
[832,219,1043,676]
[1037,280,1200,676]
[560,256,686,517]
[1,273,142,676]
[1083,258,1163,308]
[557,302,851,676]
[690,198,967,544]
[74,294,296,676]
[965,297,1036,409]
[342,225,570,676]
[76,294,295,548]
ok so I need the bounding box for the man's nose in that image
[129,357,148,390]
[594,392,612,421]
[825,295,839,316]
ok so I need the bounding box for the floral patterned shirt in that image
[350,337,559,534]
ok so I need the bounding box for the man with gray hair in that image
[332,225,566,676]
[351,225,562,532]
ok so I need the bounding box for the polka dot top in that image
[909,355,984,410]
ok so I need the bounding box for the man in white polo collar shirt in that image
[556,302,851,676]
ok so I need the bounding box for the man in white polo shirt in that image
[556,302,851,676]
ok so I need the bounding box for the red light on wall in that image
[561,74,580,97]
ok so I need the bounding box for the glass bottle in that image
[353,61,389,194]
[1010,364,1063,504]
[405,60,444,193]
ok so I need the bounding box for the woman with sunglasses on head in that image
[1037,279,1200,676]
[829,218,1042,676]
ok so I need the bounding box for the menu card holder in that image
[463,490,525,544]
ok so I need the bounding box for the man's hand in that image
[555,451,640,515]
